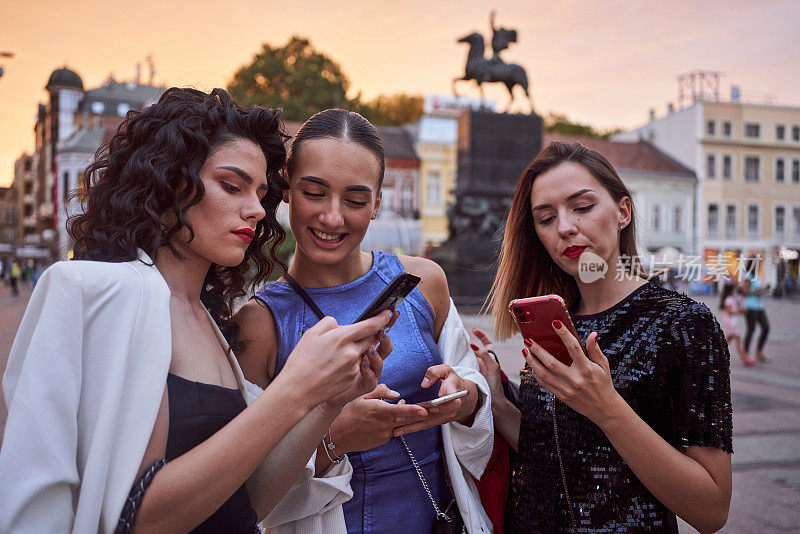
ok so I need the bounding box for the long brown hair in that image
[487,141,642,339]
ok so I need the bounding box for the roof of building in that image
[379,126,418,161]
[543,133,696,180]
[79,77,165,114]
[281,121,419,161]
[45,66,84,91]
[58,126,115,153]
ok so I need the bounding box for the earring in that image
[372,212,378,220]
[619,222,625,229]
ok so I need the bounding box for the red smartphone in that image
[508,295,581,366]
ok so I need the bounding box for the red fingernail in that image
[470,343,479,351]
[524,338,532,347]
[552,320,562,329]
[522,348,530,357]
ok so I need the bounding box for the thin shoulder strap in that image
[283,273,325,321]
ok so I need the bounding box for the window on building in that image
[426,171,441,206]
[77,172,87,201]
[401,184,413,213]
[63,171,70,203]
[726,205,737,239]
[722,155,732,180]
[776,158,785,182]
[673,205,682,232]
[708,204,719,237]
[793,160,800,184]
[747,205,759,236]
[793,126,800,141]
[24,205,32,217]
[744,123,760,138]
[744,156,760,182]
[776,125,786,140]
[24,182,32,195]
[706,120,715,136]
[793,207,800,238]
[722,121,732,137]
[775,206,785,237]
[382,186,395,214]
[651,205,661,231]
[706,154,715,179]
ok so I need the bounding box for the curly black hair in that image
[68,87,288,351]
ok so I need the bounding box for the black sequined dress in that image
[509,283,733,533]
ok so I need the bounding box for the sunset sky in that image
[1,0,798,186]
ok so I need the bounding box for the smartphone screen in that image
[509,295,580,366]
[354,272,421,323]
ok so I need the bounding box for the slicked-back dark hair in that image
[68,87,288,350]
[286,108,385,187]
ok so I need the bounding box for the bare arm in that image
[233,301,396,517]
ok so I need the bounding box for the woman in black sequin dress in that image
[472,142,733,532]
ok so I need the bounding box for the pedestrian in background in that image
[720,281,752,366]
[742,255,771,363]
[9,259,20,297]
[473,141,732,532]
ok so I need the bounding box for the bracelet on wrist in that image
[322,427,343,465]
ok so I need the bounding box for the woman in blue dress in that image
[234,109,493,533]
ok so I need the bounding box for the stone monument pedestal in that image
[432,110,542,308]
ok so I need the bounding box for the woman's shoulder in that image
[394,254,447,287]
[40,257,167,300]
[639,284,713,321]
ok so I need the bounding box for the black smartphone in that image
[354,271,421,323]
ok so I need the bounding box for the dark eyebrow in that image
[300,176,329,187]
[532,189,596,212]
[300,176,371,193]
[346,185,373,193]
[220,165,267,191]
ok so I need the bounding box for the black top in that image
[166,373,259,534]
[509,283,733,533]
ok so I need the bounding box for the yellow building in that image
[617,99,800,286]
[415,113,458,247]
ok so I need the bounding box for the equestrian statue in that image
[453,11,532,112]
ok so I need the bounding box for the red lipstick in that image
[562,245,587,259]
[232,228,255,244]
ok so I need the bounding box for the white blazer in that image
[0,251,258,533]
[261,298,495,534]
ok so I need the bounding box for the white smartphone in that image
[416,389,469,408]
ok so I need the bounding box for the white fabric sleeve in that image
[439,299,494,480]
[242,380,351,533]
[0,264,85,531]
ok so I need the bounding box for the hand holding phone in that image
[509,295,581,366]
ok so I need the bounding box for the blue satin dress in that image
[255,252,449,533]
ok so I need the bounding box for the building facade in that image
[615,100,800,284]
[414,114,458,246]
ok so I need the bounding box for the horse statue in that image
[452,13,532,112]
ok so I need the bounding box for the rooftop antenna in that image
[676,70,724,108]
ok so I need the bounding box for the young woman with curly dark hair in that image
[0,88,394,533]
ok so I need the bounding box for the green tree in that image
[544,112,622,139]
[228,36,423,126]
[228,36,351,122]
[357,93,424,126]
